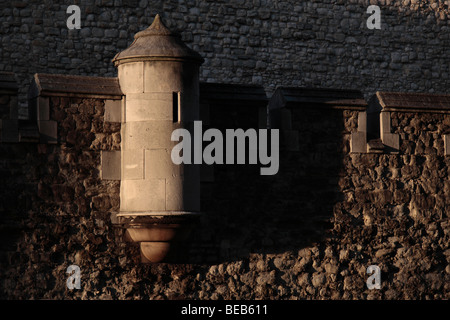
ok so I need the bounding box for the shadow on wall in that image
[169,85,362,264]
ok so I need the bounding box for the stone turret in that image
[113,14,204,263]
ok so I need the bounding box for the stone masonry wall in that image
[1,0,449,117]
[1,90,448,299]
[0,96,125,299]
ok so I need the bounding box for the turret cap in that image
[113,14,204,65]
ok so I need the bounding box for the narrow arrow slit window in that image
[173,91,181,123]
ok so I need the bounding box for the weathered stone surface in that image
[104,99,122,123]
[122,120,177,150]
[117,63,144,94]
[145,148,181,179]
[101,150,121,180]
[120,179,166,212]
[121,149,144,180]
[125,93,173,122]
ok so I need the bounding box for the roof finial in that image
[134,14,172,39]
[112,13,204,65]
[152,14,162,28]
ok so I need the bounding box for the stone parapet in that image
[370,91,450,155]
[28,73,123,145]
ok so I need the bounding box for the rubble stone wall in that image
[0,90,448,299]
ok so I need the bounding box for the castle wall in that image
[0,74,448,299]
[0,0,449,298]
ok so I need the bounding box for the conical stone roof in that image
[113,14,204,65]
